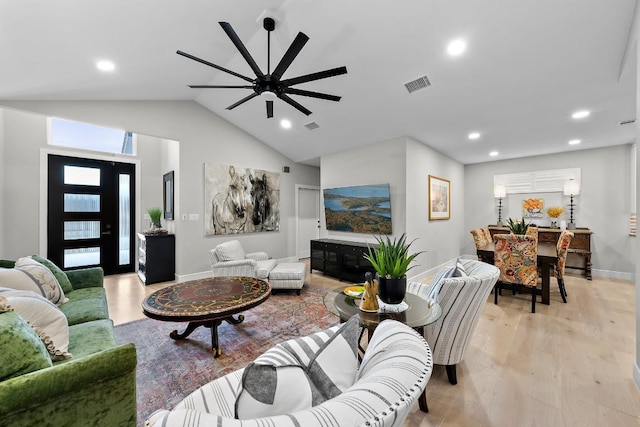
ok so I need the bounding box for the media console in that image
[310,238,377,283]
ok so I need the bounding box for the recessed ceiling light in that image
[447,39,466,56]
[468,132,480,140]
[489,151,499,157]
[572,110,590,119]
[96,60,115,72]
[568,139,581,145]
[280,119,292,129]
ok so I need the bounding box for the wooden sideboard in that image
[310,239,377,283]
[488,226,593,280]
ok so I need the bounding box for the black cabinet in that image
[137,233,175,285]
[310,239,377,283]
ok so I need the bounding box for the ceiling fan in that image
[177,18,347,118]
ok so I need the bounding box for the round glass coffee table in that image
[334,291,442,336]
[142,276,270,357]
[334,289,442,413]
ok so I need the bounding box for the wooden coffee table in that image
[141,276,270,357]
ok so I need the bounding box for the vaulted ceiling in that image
[0,0,636,165]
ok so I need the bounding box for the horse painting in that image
[212,166,252,234]
[250,172,272,231]
[204,163,280,236]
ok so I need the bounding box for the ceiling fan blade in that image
[278,93,312,116]
[226,92,259,110]
[219,22,265,78]
[266,100,274,118]
[284,88,341,102]
[271,32,309,81]
[188,85,254,89]
[177,50,254,83]
[281,66,348,87]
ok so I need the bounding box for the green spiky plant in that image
[364,233,423,279]
[507,217,529,235]
[147,207,162,227]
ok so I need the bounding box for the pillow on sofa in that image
[0,310,53,380]
[0,289,71,361]
[31,255,73,294]
[13,257,68,305]
[452,258,468,277]
[215,240,245,262]
[235,315,360,419]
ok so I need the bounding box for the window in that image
[49,117,135,155]
[494,168,581,194]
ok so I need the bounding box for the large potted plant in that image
[364,233,422,304]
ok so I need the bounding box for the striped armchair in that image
[209,240,277,278]
[146,319,433,427]
[407,259,499,385]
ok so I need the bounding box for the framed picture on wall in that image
[163,171,174,220]
[428,175,450,220]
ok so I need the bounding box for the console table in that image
[487,226,593,280]
[310,239,377,283]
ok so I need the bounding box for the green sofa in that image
[0,259,137,427]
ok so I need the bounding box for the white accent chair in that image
[407,258,499,385]
[209,240,276,279]
[146,319,433,427]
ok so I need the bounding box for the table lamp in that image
[494,184,506,226]
[563,179,580,230]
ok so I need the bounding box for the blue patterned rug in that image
[115,285,339,426]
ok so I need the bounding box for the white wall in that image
[320,136,466,278]
[405,137,465,271]
[320,136,407,243]
[0,110,4,257]
[464,145,634,278]
[0,101,320,277]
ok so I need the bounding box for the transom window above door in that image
[49,117,135,155]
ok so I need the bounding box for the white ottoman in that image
[268,262,306,295]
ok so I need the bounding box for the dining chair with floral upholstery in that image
[525,225,538,243]
[470,227,493,262]
[470,227,492,248]
[493,233,539,313]
[554,230,574,303]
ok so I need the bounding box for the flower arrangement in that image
[546,206,564,219]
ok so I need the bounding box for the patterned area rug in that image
[115,285,339,426]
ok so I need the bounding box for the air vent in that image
[304,121,320,131]
[619,119,636,125]
[404,75,431,94]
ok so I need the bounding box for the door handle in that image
[101,231,112,236]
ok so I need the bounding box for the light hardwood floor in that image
[105,263,640,427]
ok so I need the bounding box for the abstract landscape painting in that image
[204,163,280,235]
[323,183,392,234]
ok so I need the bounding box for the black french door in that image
[47,155,135,275]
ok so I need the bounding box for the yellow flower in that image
[547,206,564,218]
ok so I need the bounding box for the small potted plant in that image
[364,233,422,304]
[506,217,529,235]
[546,206,564,228]
[147,207,162,230]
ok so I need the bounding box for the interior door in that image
[297,187,320,259]
[47,154,135,275]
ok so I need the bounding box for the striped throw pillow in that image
[235,315,359,419]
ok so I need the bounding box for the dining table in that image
[476,241,558,305]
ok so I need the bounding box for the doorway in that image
[296,186,321,259]
[47,154,135,275]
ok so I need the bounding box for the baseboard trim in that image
[591,269,634,281]
[633,363,640,390]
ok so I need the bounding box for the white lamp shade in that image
[494,184,506,198]
[563,179,580,196]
